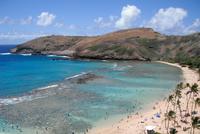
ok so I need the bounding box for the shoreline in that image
[155,61,199,84]
[88,61,199,134]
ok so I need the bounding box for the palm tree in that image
[185,83,191,112]
[195,98,200,112]
[186,90,192,114]
[191,116,200,134]
[186,83,198,114]
[165,95,174,130]
[190,83,199,114]
[165,110,176,134]
[186,83,190,88]
[176,82,183,90]
[177,99,183,119]
[175,89,181,104]
[166,94,174,112]
[174,89,182,119]
[170,128,178,134]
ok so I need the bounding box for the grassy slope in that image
[11,28,200,65]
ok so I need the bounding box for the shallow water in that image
[0,46,182,134]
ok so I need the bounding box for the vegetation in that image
[88,44,135,56]
[173,53,200,68]
[163,83,200,134]
[165,110,176,133]
[198,68,200,81]
[170,128,178,134]
[191,116,200,134]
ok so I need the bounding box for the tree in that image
[165,110,176,134]
[174,89,182,119]
[190,83,199,114]
[176,82,183,90]
[185,83,191,114]
[195,98,200,112]
[186,83,198,114]
[166,94,174,112]
[165,95,174,130]
[191,116,200,134]
[170,128,178,134]
[177,99,182,119]
[186,83,190,88]
[186,90,192,114]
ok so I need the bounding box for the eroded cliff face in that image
[11,28,200,60]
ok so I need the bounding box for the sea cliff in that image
[11,28,200,61]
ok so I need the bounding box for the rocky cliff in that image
[11,28,200,61]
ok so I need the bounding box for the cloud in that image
[109,15,118,22]
[192,18,200,27]
[0,32,47,40]
[0,17,14,24]
[0,16,32,25]
[37,12,56,26]
[94,17,103,24]
[147,7,187,32]
[20,16,32,25]
[183,18,200,34]
[94,17,111,28]
[94,15,118,28]
[115,5,141,29]
[54,22,64,28]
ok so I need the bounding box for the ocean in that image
[0,45,182,134]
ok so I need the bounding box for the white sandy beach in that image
[88,61,200,134]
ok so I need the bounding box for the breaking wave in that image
[20,53,32,56]
[0,72,91,106]
[47,55,70,58]
[0,53,11,55]
[65,72,88,80]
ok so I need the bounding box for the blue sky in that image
[0,0,200,44]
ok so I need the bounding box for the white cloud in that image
[183,18,200,34]
[94,17,103,24]
[0,17,14,24]
[0,32,47,40]
[192,18,200,27]
[94,15,118,28]
[115,5,141,29]
[54,22,64,28]
[20,16,32,25]
[37,12,56,26]
[94,17,111,28]
[109,15,118,22]
[147,7,187,32]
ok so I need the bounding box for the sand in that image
[88,61,200,134]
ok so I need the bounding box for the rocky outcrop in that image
[11,28,200,60]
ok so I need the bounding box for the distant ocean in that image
[0,44,182,134]
[0,44,16,53]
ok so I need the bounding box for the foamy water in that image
[47,54,70,58]
[20,53,32,56]
[0,52,11,55]
[65,72,88,80]
[0,72,91,106]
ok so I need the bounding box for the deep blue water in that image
[0,45,16,53]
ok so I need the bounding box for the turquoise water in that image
[0,45,182,134]
[0,54,111,97]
